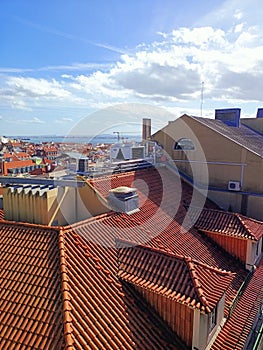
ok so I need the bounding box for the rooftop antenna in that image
[200,81,204,116]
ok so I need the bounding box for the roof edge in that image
[236,213,263,240]
[187,115,263,158]
[0,218,61,231]
[190,206,262,240]
[116,239,232,313]
[184,257,210,312]
[58,230,74,349]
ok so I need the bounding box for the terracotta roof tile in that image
[0,221,64,349]
[116,239,233,313]
[211,257,263,350]
[190,207,263,240]
[79,167,247,310]
[1,166,262,349]
[61,228,184,349]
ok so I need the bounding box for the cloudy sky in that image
[1,0,263,136]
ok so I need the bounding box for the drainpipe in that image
[240,163,245,187]
[252,322,263,350]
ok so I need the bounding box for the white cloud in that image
[5,77,71,99]
[234,23,244,33]
[55,117,74,123]
[20,117,44,124]
[1,1,263,118]
[234,10,243,21]
[0,76,86,111]
[39,62,112,72]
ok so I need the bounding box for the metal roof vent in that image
[256,108,263,118]
[107,186,139,215]
[215,108,241,127]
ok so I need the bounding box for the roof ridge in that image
[190,206,237,216]
[116,238,232,276]
[58,230,74,349]
[191,206,257,237]
[188,115,263,158]
[115,238,185,260]
[190,257,233,276]
[235,213,257,239]
[184,257,210,312]
[0,219,61,231]
[63,211,117,230]
[185,257,233,313]
[236,212,263,224]
[116,239,233,313]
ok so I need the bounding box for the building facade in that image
[152,109,263,220]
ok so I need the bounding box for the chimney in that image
[215,108,241,127]
[142,118,151,140]
[256,108,263,118]
[107,186,139,215]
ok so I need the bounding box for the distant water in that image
[11,134,142,146]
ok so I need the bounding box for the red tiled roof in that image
[0,221,64,349]
[211,257,263,350]
[87,167,247,309]
[43,146,58,152]
[0,209,4,220]
[0,220,185,350]
[3,152,30,160]
[4,153,15,160]
[3,159,36,171]
[1,166,261,349]
[61,227,185,349]
[190,207,263,240]
[116,239,233,313]
[15,152,31,158]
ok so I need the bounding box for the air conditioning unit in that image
[228,181,241,191]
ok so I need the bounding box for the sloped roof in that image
[211,257,263,350]
[116,239,233,313]
[0,220,185,350]
[88,168,243,264]
[189,207,263,240]
[61,226,184,349]
[3,152,31,160]
[0,221,64,349]
[189,115,263,158]
[1,166,262,349]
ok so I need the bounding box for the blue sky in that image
[1,0,263,136]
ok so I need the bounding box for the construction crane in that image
[113,131,139,143]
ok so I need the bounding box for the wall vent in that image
[228,181,241,191]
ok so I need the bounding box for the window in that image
[174,138,195,150]
[208,307,217,333]
[256,240,260,256]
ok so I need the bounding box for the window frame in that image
[208,306,217,333]
[174,138,195,151]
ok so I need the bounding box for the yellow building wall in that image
[152,115,263,219]
[2,187,12,220]
[3,182,111,226]
[247,196,263,221]
[77,181,111,219]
